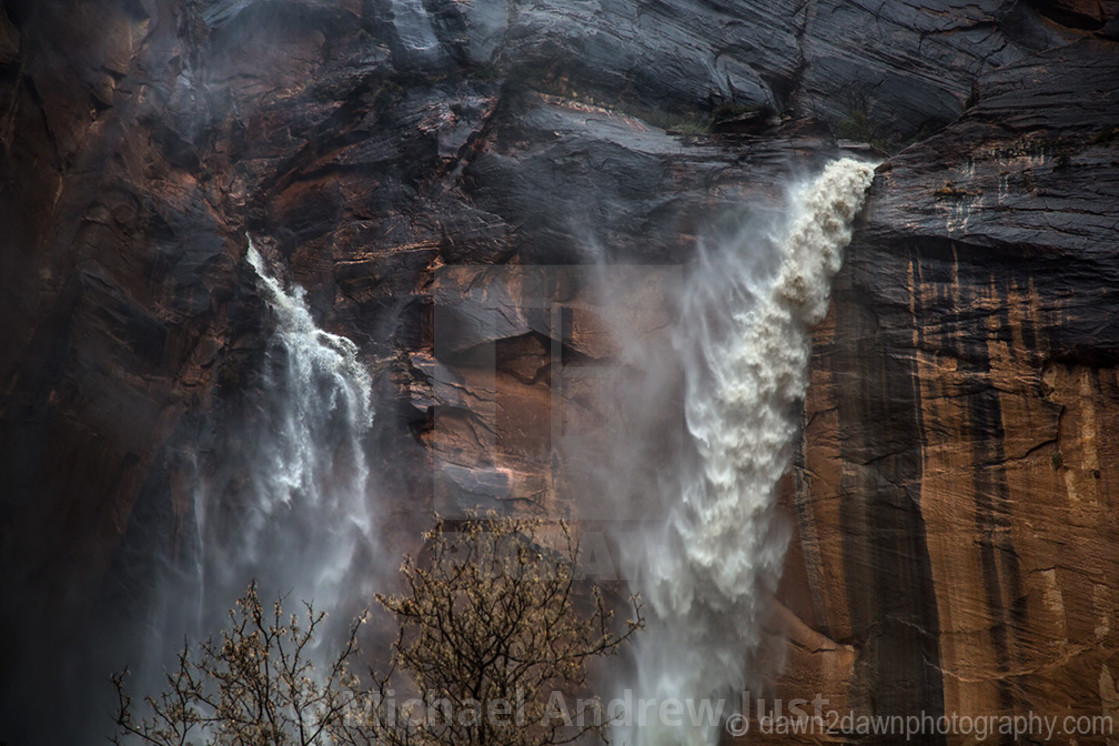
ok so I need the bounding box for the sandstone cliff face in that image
[1,0,1117,743]
[780,38,1119,742]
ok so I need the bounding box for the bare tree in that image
[113,516,643,746]
[366,515,643,746]
[111,582,366,746]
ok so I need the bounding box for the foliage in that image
[834,108,892,154]
[112,517,644,746]
[711,102,759,121]
[368,515,644,746]
[832,86,893,153]
[834,108,877,142]
[112,582,366,746]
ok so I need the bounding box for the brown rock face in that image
[2,0,1119,744]
[781,40,1119,744]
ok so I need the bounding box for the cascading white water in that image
[616,158,876,746]
[201,242,376,621]
[120,241,379,730]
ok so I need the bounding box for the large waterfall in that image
[615,158,877,746]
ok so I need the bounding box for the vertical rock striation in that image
[783,35,1119,744]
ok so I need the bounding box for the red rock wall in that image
[777,42,1119,744]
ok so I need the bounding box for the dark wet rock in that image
[439,462,511,506]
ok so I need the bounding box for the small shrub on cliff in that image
[833,86,892,153]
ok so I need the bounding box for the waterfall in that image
[615,158,876,746]
[104,240,379,743]
[199,242,376,626]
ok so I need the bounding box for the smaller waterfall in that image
[111,240,379,743]
[200,242,376,621]
[616,158,877,746]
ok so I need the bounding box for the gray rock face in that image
[1,0,1118,743]
[799,1,1030,132]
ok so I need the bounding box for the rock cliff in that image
[1,0,1117,743]
[779,34,1119,743]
